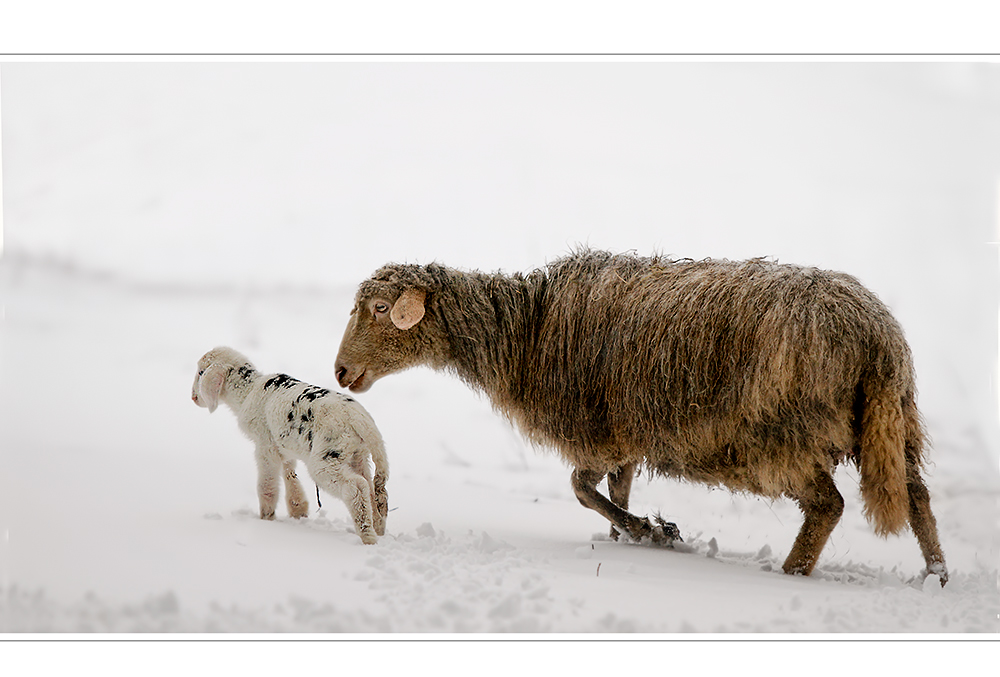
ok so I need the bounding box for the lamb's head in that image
[192,346,254,413]
[335,263,438,393]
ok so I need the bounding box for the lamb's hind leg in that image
[283,459,309,519]
[350,451,385,537]
[783,466,844,576]
[372,471,388,536]
[310,460,378,545]
[341,471,378,545]
[571,467,680,545]
[607,463,636,541]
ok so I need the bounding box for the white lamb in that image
[192,346,388,544]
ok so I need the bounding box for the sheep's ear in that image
[390,289,426,330]
[199,364,227,413]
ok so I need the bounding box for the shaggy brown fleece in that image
[335,250,947,583]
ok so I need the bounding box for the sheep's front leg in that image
[783,466,844,576]
[607,463,636,541]
[571,468,681,545]
[283,459,309,519]
[255,449,282,520]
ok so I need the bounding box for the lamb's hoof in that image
[359,531,379,545]
[650,515,682,546]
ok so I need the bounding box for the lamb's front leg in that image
[283,459,309,519]
[255,448,282,520]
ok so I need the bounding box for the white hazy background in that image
[5,62,999,463]
[2,62,999,637]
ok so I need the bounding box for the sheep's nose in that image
[335,365,348,387]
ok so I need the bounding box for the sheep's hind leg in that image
[906,465,948,586]
[283,460,309,519]
[607,463,636,541]
[783,466,844,576]
[571,468,680,546]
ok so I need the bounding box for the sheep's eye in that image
[374,302,389,315]
[198,369,205,376]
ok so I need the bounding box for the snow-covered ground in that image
[1,63,998,638]
[1,253,997,634]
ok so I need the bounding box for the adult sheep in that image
[334,249,947,583]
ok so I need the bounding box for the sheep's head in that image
[192,346,252,413]
[335,264,437,393]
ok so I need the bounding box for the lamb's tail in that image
[856,380,911,537]
[342,406,389,491]
[370,434,389,492]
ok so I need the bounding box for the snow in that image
[1,63,999,640]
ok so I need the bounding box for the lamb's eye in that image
[374,302,389,314]
[198,369,205,376]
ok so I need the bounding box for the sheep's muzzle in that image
[335,362,372,392]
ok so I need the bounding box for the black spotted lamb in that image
[192,346,388,544]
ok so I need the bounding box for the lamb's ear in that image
[390,289,426,330]
[199,364,228,413]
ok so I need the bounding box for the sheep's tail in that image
[856,380,912,537]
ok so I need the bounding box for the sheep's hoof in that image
[621,516,682,547]
[649,515,682,546]
[922,561,949,587]
[359,531,378,545]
